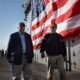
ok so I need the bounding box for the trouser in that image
[47,55,66,80]
[12,55,32,80]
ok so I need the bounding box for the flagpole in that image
[68,39,72,71]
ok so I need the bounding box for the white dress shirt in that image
[19,32,26,54]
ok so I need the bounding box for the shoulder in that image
[24,32,31,37]
[56,33,63,39]
[56,33,65,43]
[10,32,19,37]
[44,33,51,38]
[24,32,32,40]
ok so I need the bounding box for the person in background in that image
[1,49,4,58]
[0,50,1,58]
[40,21,66,80]
[7,22,34,80]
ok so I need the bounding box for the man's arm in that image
[59,35,67,59]
[62,39,66,57]
[29,35,34,58]
[40,38,46,58]
[7,34,14,63]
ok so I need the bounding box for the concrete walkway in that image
[0,57,80,80]
[0,57,12,80]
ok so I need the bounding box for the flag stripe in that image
[32,24,50,40]
[33,43,41,49]
[60,26,80,39]
[56,14,80,32]
[52,0,68,11]
[44,0,50,5]
[53,0,80,24]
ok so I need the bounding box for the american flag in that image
[31,0,80,49]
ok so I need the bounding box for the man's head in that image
[19,22,25,32]
[51,22,57,33]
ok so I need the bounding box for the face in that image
[19,25,25,32]
[51,23,57,33]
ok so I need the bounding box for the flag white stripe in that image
[57,14,80,32]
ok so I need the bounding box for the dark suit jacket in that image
[7,32,34,65]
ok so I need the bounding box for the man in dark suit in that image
[7,22,34,80]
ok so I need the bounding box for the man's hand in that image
[41,53,45,58]
[7,57,13,63]
[63,56,66,61]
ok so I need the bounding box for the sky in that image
[0,0,26,50]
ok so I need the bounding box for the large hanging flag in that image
[31,0,80,49]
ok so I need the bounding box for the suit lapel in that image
[17,32,22,47]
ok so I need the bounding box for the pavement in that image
[0,57,80,80]
[0,57,12,80]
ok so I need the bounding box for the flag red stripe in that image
[32,24,50,40]
[60,26,80,39]
[33,43,41,49]
[52,0,68,11]
[53,0,80,24]
[44,0,50,5]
